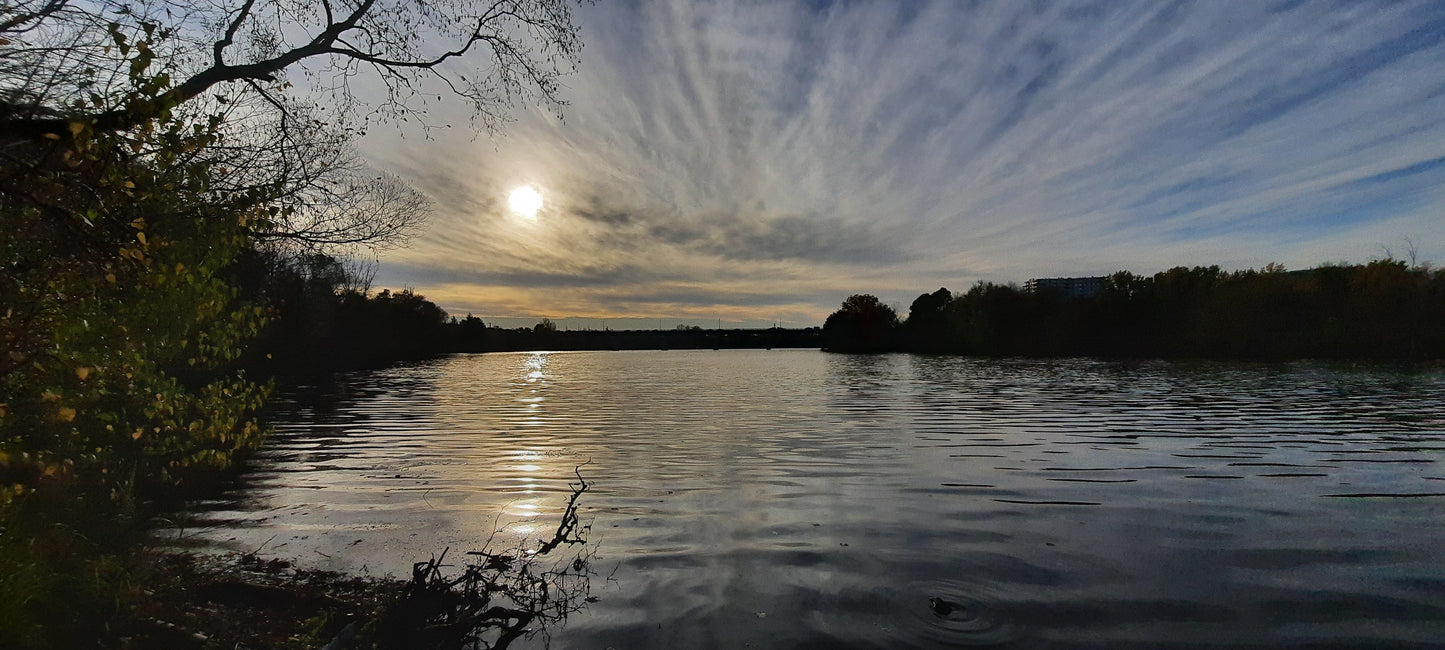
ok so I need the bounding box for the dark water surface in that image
[176,351,1445,648]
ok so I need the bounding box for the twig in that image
[246,534,278,558]
[377,467,597,649]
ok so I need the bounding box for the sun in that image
[508,185,543,219]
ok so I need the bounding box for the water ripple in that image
[165,352,1445,648]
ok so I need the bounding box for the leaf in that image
[69,122,85,137]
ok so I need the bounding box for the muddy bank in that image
[122,551,396,649]
[121,474,594,649]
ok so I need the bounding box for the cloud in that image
[362,0,1445,323]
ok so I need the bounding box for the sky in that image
[359,0,1445,328]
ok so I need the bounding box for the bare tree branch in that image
[0,0,584,143]
[0,0,70,34]
[213,0,258,68]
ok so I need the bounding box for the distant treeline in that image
[824,261,1445,359]
[450,319,820,355]
[235,253,819,373]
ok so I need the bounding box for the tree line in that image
[240,254,820,373]
[823,262,1445,359]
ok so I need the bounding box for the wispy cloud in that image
[363,0,1445,323]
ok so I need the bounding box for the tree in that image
[0,3,588,644]
[907,288,951,323]
[822,294,898,353]
[212,104,433,253]
[0,79,278,650]
[904,287,952,351]
[1,0,583,253]
[0,0,585,144]
[0,74,275,509]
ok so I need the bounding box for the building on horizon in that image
[1024,276,1106,300]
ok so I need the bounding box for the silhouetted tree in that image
[904,287,952,352]
[0,0,585,144]
[823,294,898,353]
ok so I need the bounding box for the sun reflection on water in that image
[522,352,549,380]
[181,351,1445,648]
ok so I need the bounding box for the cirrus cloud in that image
[362,0,1445,324]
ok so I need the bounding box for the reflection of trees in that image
[377,470,594,650]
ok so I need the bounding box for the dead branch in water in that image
[374,468,595,650]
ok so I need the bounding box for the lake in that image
[175,350,1445,648]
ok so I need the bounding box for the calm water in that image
[176,351,1445,648]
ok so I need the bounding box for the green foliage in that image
[0,38,274,645]
[1,100,270,510]
[0,522,140,649]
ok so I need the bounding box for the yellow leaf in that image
[75,367,90,380]
[132,429,143,440]
[69,122,85,137]
[58,407,76,422]
[106,273,117,284]
[124,180,136,189]
[41,390,61,402]
[136,232,147,245]
[42,133,60,140]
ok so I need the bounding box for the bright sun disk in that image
[508,185,543,219]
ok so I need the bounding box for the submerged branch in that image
[374,468,595,649]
